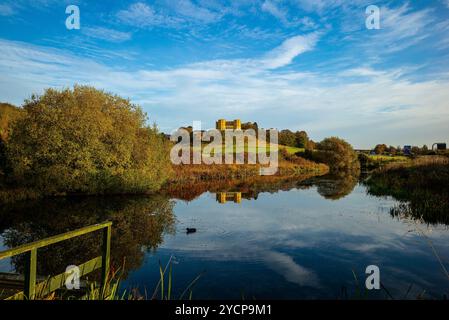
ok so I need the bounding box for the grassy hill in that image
[194,141,305,155]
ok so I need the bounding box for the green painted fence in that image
[0,221,112,300]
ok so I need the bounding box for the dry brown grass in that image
[168,156,329,184]
[379,155,449,172]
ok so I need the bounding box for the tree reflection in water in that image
[0,195,175,277]
[301,170,360,200]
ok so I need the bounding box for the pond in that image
[0,175,448,299]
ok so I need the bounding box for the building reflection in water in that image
[216,192,242,204]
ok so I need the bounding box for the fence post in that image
[100,224,111,297]
[24,248,37,300]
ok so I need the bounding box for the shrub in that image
[312,137,360,173]
[0,102,23,184]
[6,86,172,195]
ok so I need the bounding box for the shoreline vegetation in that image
[168,154,329,184]
[0,86,356,205]
[365,156,449,225]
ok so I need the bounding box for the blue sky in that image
[0,0,448,148]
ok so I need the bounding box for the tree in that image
[374,144,387,155]
[316,170,359,200]
[312,137,360,173]
[307,139,316,150]
[7,86,172,195]
[295,131,309,148]
[241,122,258,131]
[387,145,397,155]
[279,129,296,147]
[0,102,23,141]
[0,103,23,182]
[411,146,420,154]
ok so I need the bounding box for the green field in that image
[196,143,304,155]
[367,155,409,162]
[280,145,305,154]
[359,154,410,170]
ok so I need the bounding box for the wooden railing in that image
[0,221,112,300]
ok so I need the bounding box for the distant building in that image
[216,119,241,130]
[432,143,447,150]
[403,145,412,155]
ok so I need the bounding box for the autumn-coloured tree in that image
[0,103,23,182]
[374,144,387,155]
[388,145,397,155]
[312,137,360,173]
[279,129,296,147]
[7,86,172,195]
[295,131,309,149]
[0,102,23,142]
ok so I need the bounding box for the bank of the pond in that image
[364,156,449,224]
[0,156,329,204]
[358,153,410,170]
[167,157,329,184]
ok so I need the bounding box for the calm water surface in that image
[1,176,448,299]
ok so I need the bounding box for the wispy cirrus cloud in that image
[82,27,132,43]
[374,3,435,52]
[0,3,15,16]
[116,2,181,28]
[167,0,222,23]
[116,1,223,28]
[0,0,80,15]
[293,0,345,14]
[261,0,317,29]
[1,34,448,148]
[261,0,289,24]
[262,33,319,69]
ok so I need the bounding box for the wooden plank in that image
[23,249,37,299]
[5,256,102,300]
[0,222,112,260]
[100,225,111,296]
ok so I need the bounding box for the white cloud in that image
[0,3,15,16]
[82,27,132,43]
[261,0,288,24]
[1,37,448,148]
[169,0,221,23]
[293,0,343,14]
[261,0,317,29]
[117,2,182,28]
[116,1,223,28]
[262,33,319,69]
[382,4,433,40]
[363,4,435,53]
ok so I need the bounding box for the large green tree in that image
[7,86,172,195]
[374,144,387,155]
[295,130,309,149]
[0,103,23,182]
[279,129,296,147]
[312,137,360,173]
[0,102,23,141]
